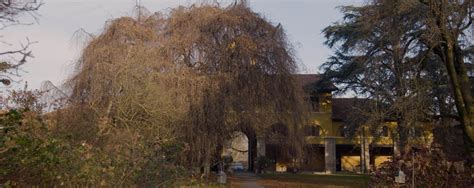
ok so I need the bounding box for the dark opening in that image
[382,126,389,137]
[304,125,321,136]
[310,96,320,112]
[340,125,348,137]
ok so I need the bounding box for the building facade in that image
[223,74,432,173]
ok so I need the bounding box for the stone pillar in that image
[257,137,266,157]
[393,139,400,156]
[324,137,336,174]
[361,137,370,173]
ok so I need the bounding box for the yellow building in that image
[224,74,432,173]
[293,74,432,173]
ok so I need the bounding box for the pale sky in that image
[1,0,363,91]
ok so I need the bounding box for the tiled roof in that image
[294,74,322,87]
[293,74,337,93]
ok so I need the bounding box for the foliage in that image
[420,0,474,144]
[259,173,369,188]
[322,0,473,154]
[61,2,301,181]
[0,89,74,185]
[322,0,437,151]
[0,88,187,186]
[0,1,307,186]
[256,156,273,172]
[371,147,473,187]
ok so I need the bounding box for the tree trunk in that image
[454,47,474,145]
[396,119,410,155]
[431,0,474,144]
[442,40,473,144]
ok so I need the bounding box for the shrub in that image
[370,147,472,187]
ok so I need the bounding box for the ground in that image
[228,172,369,188]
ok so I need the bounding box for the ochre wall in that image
[341,155,361,172]
[300,92,432,172]
[374,156,391,169]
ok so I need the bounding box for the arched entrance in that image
[265,123,292,172]
[223,132,249,170]
[222,131,258,172]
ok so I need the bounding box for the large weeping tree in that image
[64,17,192,185]
[65,1,304,182]
[162,2,304,177]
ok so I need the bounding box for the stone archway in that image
[265,123,292,172]
[222,129,259,172]
[222,132,250,170]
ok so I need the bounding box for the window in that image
[304,125,321,136]
[381,126,389,137]
[310,96,320,112]
[340,126,348,137]
[372,126,390,137]
[270,123,289,136]
[410,127,423,137]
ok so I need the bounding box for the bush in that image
[257,156,274,173]
[370,147,472,187]
[0,89,187,186]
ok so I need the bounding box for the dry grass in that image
[226,172,368,188]
[258,173,369,188]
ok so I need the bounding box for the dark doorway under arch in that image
[222,130,258,172]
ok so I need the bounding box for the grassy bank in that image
[259,173,370,187]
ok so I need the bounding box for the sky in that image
[1,0,363,91]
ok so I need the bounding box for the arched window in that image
[340,125,348,137]
[310,96,320,112]
[414,127,423,137]
[270,123,289,136]
[409,127,423,137]
[304,125,321,136]
[381,126,389,137]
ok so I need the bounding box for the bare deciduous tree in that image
[0,0,42,86]
[62,1,305,183]
[162,2,305,177]
[420,0,474,145]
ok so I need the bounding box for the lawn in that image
[258,173,370,188]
